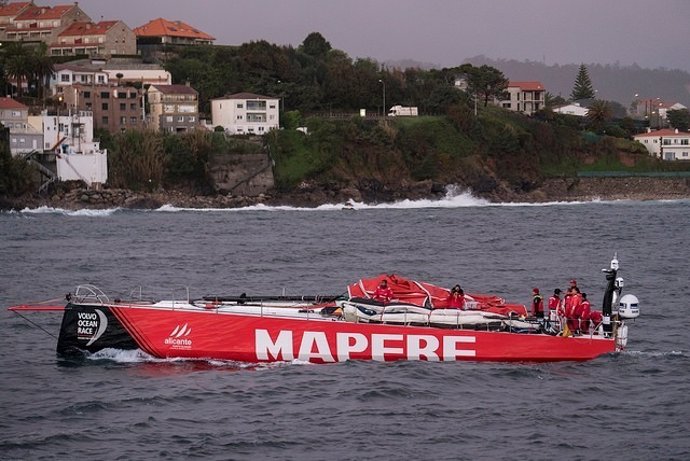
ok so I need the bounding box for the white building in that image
[28,110,108,185]
[50,57,172,97]
[553,102,589,117]
[496,81,546,115]
[633,128,690,161]
[211,92,280,135]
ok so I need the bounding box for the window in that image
[236,115,243,120]
[663,139,671,145]
[120,103,126,111]
[85,102,92,110]
[177,116,184,122]
[120,116,126,125]
[118,92,126,99]
[247,101,266,110]
[188,116,195,122]
[129,93,137,99]
[269,104,276,109]
[683,152,689,157]
[80,75,88,83]
[83,91,91,99]
[166,116,173,122]
[681,139,689,145]
[130,103,137,110]
[97,75,105,83]
[130,116,138,124]
[100,92,109,98]
[60,74,70,82]
[102,103,109,110]
[102,116,108,125]
[236,103,243,109]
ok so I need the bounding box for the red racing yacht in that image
[9,256,640,363]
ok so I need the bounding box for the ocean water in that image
[1,194,689,460]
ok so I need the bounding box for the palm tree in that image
[30,43,55,103]
[586,100,612,133]
[3,42,32,98]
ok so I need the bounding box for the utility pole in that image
[378,79,386,117]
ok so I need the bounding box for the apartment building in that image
[62,84,145,133]
[211,93,280,135]
[134,18,215,45]
[49,19,136,57]
[147,84,199,133]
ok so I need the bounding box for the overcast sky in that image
[44,0,690,72]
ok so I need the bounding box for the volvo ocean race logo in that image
[165,323,193,349]
[77,309,108,346]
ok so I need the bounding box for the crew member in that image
[445,285,466,310]
[372,280,394,304]
[578,293,592,334]
[547,288,562,318]
[547,288,562,331]
[565,286,582,334]
[531,288,544,318]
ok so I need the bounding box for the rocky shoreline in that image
[2,177,690,211]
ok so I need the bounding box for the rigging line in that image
[11,311,59,340]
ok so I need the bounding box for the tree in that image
[570,64,595,101]
[3,42,32,98]
[460,64,509,107]
[667,109,690,131]
[29,44,54,102]
[586,100,612,132]
[545,92,567,109]
[299,32,332,58]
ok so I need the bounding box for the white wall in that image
[211,97,280,135]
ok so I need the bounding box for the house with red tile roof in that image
[0,97,43,155]
[0,1,32,36]
[633,128,690,161]
[50,19,136,57]
[134,18,215,45]
[3,2,90,44]
[496,81,546,115]
[147,84,199,133]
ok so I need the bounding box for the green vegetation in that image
[0,130,33,197]
[571,64,596,101]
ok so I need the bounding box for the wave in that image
[20,206,121,217]
[84,348,286,370]
[14,190,690,215]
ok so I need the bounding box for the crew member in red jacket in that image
[578,293,592,334]
[547,288,562,317]
[565,286,582,333]
[531,288,544,318]
[445,285,466,310]
[372,280,394,304]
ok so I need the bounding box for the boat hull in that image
[58,303,616,363]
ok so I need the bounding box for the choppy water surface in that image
[1,196,689,460]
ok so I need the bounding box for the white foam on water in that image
[20,206,120,217]
[86,348,160,363]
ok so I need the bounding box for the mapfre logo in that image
[164,323,193,349]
